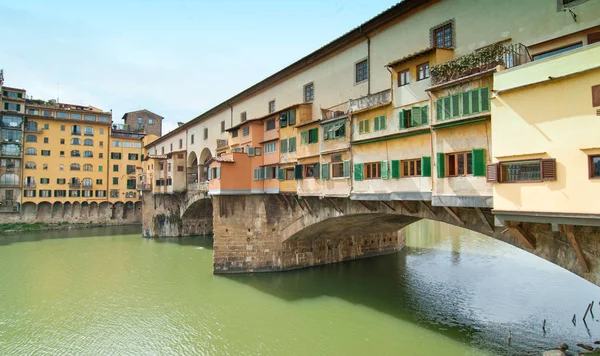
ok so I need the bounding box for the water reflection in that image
[0,225,142,246]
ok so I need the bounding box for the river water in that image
[1,221,599,355]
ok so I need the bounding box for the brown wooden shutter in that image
[592,85,600,107]
[486,163,499,183]
[541,158,556,181]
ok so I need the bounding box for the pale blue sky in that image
[0,0,398,133]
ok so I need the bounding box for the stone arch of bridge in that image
[181,196,213,221]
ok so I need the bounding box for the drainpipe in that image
[426,91,436,194]
[227,101,233,128]
[359,26,371,95]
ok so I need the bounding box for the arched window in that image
[84,150,93,158]
[84,139,93,146]
[71,150,81,157]
[25,121,38,131]
[84,126,94,136]
[0,173,19,185]
[83,164,93,171]
[25,147,37,155]
[82,178,92,187]
[71,138,81,145]
[25,161,36,169]
[70,163,80,171]
[25,135,37,142]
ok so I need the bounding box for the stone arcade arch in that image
[198,148,212,182]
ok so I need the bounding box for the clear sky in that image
[0,0,398,134]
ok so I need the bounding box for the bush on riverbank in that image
[0,222,72,233]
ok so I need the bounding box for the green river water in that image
[1,221,599,356]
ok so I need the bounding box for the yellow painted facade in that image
[108,133,145,203]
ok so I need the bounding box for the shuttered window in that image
[373,116,387,131]
[381,160,389,179]
[321,163,329,180]
[436,152,445,178]
[493,158,557,183]
[300,128,318,144]
[359,119,370,134]
[364,162,381,179]
[280,139,288,153]
[343,160,351,178]
[391,160,400,179]
[462,87,490,116]
[421,156,431,177]
[294,165,303,180]
[353,163,364,181]
[401,159,422,177]
[288,137,296,152]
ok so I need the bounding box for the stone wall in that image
[0,201,142,225]
[141,192,212,237]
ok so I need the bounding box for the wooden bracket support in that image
[420,201,436,218]
[273,194,287,210]
[301,197,316,217]
[281,194,294,211]
[398,201,415,214]
[357,200,376,212]
[292,195,305,211]
[475,207,494,233]
[380,200,396,212]
[443,206,464,226]
[326,197,344,214]
[505,222,536,249]
[562,224,590,273]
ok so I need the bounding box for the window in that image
[113,177,119,185]
[242,126,250,136]
[241,111,247,122]
[69,190,80,197]
[96,190,106,197]
[60,139,65,144]
[179,139,183,149]
[26,135,37,142]
[41,150,50,156]
[399,106,429,129]
[204,128,208,140]
[373,116,387,131]
[285,168,295,180]
[331,162,344,178]
[111,152,122,160]
[500,160,542,182]
[417,62,430,81]
[25,161,36,169]
[60,151,65,157]
[266,119,276,131]
[356,59,368,83]
[57,112,68,119]
[128,153,139,160]
[447,152,472,177]
[39,190,51,197]
[167,163,172,172]
[126,179,136,189]
[99,128,104,134]
[57,178,66,184]
[264,142,277,154]
[96,179,103,185]
[43,137,49,144]
[402,159,422,177]
[532,42,583,61]
[590,155,600,179]
[191,134,195,144]
[84,126,94,136]
[304,82,314,102]
[269,100,276,113]
[113,165,119,172]
[70,163,80,171]
[358,119,370,134]
[55,190,66,197]
[221,121,225,133]
[461,87,491,116]
[82,178,93,188]
[40,178,50,184]
[84,139,93,146]
[71,125,81,135]
[436,94,461,121]
[432,22,453,48]
[43,123,49,129]
[99,166,103,172]
[137,117,143,129]
[148,119,153,124]
[304,164,316,178]
[323,122,345,140]
[112,140,121,147]
[71,138,81,145]
[83,164,93,171]
[84,115,96,121]
[398,69,410,87]
[3,103,21,112]
[24,190,36,197]
[127,165,136,174]
[98,116,110,123]
[71,150,81,157]
[365,162,381,179]
[0,115,22,128]
[288,137,296,152]
[59,164,64,171]
[170,143,173,151]
[300,128,318,145]
[82,190,93,197]
[26,147,36,155]
[280,139,288,153]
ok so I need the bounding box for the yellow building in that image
[22,102,112,204]
[490,43,600,225]
[108,129,146,204]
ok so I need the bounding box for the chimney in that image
[177,122,184,127]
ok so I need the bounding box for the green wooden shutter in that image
[436,152,445,178]
[16,104,21,112]
[373,117,380,131]
[472,148,486,176]
[421,105,429,125]
[436,99,443,121]
[312,128,319,143]
[281,139,288,153]
[462,91,471,116]
[354,163,363,181]
[421,156,431,177]
[3,103,8,110]
[208,167,212,180]
[300,131,308,145]
[290,137,296,152]
[411,107,421,126]
[470,89,480,114]
[17,92,22,98]
[443,96,452,120]
[451,94,460,118]
[294,165,303,180]
[313,162,320,179]
[322,163,329,180]
[381,160,389,179]
[380,116,387,130]
[279,168,285,181]
[399,110,407,129]
[216,167,220,179]
[289,109,296,125]
[480,87,490,112]
[391,160,400,179]
[343,160,350,178]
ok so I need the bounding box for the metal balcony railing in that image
[24,182,36,188]
[431,43,531,86]
[216,139,228,149]
[69,182,81,188]
[321,101,349,121]
[137,183,152,191]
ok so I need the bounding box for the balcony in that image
[321,101,349,121]
[137,183,152,191]
[349,89,392,113]
[0,179,19,187]
[431,43,530,87]
[82,184,93,189]
[69,182,81,188]
[24,126,42,133]
[125,192,137,198]
[24,182,36,188]
[216,139,228,150]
